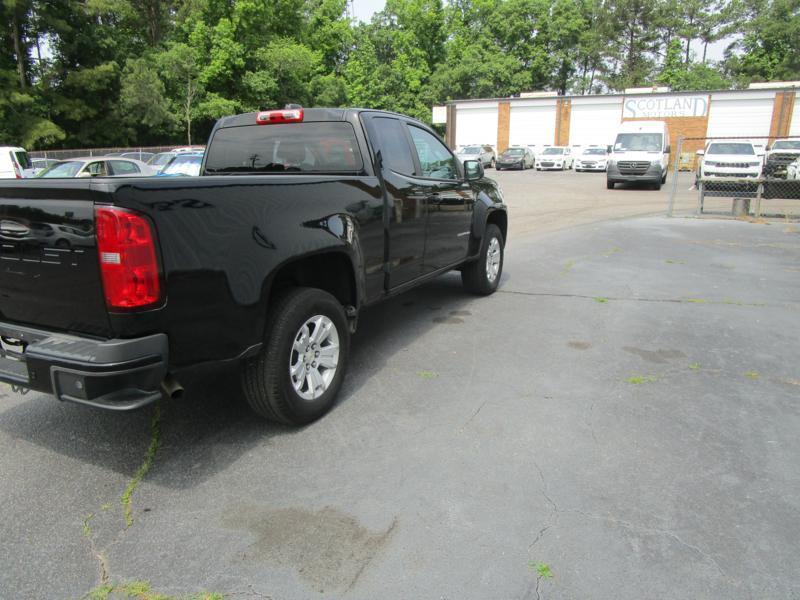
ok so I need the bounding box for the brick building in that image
[441,83,800,156]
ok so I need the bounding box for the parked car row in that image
[0,146,206,179]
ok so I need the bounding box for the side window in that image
[408,126,458,180]
[85,161,108,176]
[110,160,141,175]
[368,117,415,175]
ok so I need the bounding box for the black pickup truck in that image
[0,107,507,425]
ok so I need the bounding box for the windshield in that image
[614,133,663,152]
[205,122,363,174]
[505,148,524,155]
[37,161,83,178]
[772,140,800,150]
[543,148,564,155]
[461,146,480,154]
[161,155,203,176]
[148,153,176,166]
[583,148,606,155]
[706,143,754,155]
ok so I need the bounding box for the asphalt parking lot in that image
[1,170,799,599]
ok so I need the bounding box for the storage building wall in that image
[454,102,499,148]
[707,91,775,138]
[569,97,623,147]
[508,100,557,147]
[790,92,800,136]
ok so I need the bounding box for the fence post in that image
[754,180,764,218]
[667,136,683,217]
[696,180,704,216]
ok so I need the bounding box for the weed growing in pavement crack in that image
[417,370,438,379]
[626,375,659,384]
[81,579,223,600]
[121,404,162,528]
[688,362,701,370]
[593,297,609,303]
[529,562,553,579]
[744,370,760,380]
[82,513,94,538]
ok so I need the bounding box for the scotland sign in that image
[623,95,709,118]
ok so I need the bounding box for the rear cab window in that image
[205,122,364,175]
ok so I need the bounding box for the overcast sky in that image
[351,0,386,21]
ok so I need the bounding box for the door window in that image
[83,161,108,176]
[368,117,415,175]
[408,126,458,180]
[109,160,141,175]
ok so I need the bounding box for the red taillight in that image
[256,108,303,125]
[95,207,161,309]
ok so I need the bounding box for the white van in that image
[606,121,670,190]
[0,146,37,179]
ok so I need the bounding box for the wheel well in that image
[487,211,508,245]
[268,253,356,308]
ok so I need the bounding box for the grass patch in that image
[722,299,743,306]
[685,298,708,304]
[602,247,621,257]
[82,581,223,600]
[744,370,760,380]
[688,362,701,370]
[121,404,162,528]
[82,513,94,538]
[529,561,554,579]
[665,259,685,264]
[626,375,659,384]
[561,259,576,274]
[417,370,438,379]
[593,297,609,304]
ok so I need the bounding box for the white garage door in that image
[509,102,557,147]
[455,104,498,148]
[707,93,774,138]
[569,100,622,147]
[789,93,800,136]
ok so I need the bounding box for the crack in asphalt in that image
[566,508,729,580]
[527,461,731,593]
[79,403,163,595]
[498,289,794,310]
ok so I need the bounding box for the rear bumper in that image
[0,321,167,410]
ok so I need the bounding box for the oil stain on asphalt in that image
[222,506,397,593]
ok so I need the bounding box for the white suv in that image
[697,141,761,188]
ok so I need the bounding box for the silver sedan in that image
[36,157,155,178]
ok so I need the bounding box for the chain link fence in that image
[667,136,800,220]
[28,145,185,161]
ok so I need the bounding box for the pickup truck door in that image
[362,114,430,289]
[405,124,474,271]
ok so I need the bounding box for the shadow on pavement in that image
[0,270,508,489]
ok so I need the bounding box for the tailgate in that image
[0,182,111,336]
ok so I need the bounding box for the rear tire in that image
[461,224,504,295]
[242,287,349,425]
[653,181,662,190]
[606,180,615,189]
[661,171,667,184]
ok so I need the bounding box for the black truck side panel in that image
[93,175,385,368]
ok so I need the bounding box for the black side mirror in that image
[606,145,612,153]
[464,159,484,181]
[665,145,671,154]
